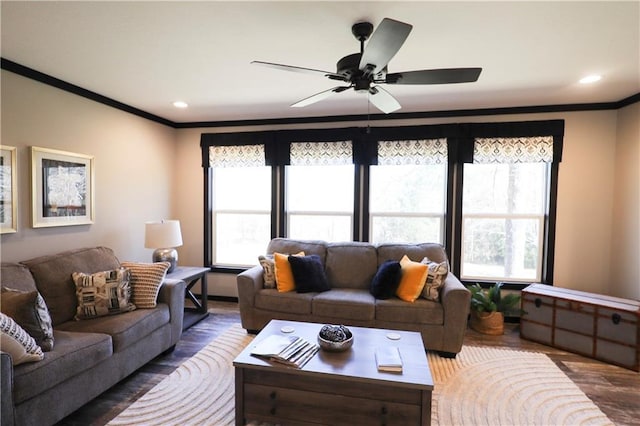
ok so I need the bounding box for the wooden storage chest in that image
[520,284,640,371]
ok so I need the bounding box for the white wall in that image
[173,110,636,299]
[610,102,640,299]
[1,71,177,263]
[553,111,619,294]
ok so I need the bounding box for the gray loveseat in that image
[1,247,185,426]
[237,238,471,356]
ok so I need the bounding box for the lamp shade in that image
[144,220,183,249]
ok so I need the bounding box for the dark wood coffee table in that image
[233,320,433,426]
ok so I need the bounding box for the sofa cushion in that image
[255,289,313,315]
[312,289,375,321]
[396,255,429,302]
[22,247,121,326]
[375,298,444,325]
[72,268,136,320]
[289,255,330,293]
[377,243,449,265]
[0,313,44,366]
[258,255,276,288]
[274,252,304,292]
[325,242,377,290]
[56,305,169,352]
[267,238,327,264]
[120,261,170,308]
[370,260,402,300]
[0,262,38,292]
[12,330,112,404]
[420,257,449,301]
[1,288,55,351]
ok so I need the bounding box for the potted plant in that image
[466,282,522,335]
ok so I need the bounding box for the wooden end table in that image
[166,266,209,330]
[233,320,433,426]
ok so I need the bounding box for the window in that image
[461,163,547,281]
[369,139,447,244]
[286,165,354,241]
[286,141,354,241]
[460,137,553,282]
[209,145,271,267]
[202,121,563,286]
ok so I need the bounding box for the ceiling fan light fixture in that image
[253,17,481,114]
[579,74,601,84]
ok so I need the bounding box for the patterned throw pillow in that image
[0,312,44,365]
[71,268,136,320]
[258,255,276,288]
[120,262,170,308]
[420,257,449,301]
[1,287,55,351]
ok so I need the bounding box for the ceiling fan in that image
[252,18,482,114]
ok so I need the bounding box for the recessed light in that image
[173,101,188,108]
[579,75,602,84]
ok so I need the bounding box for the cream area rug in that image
[109,324,612,426]
[108,324,253,426]
[427,346,613,426]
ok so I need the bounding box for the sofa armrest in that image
[158,278,186,345]
[439,273,471,354]
[237,265,265,329]
[1,352,15,426]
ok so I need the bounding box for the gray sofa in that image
[237,238,471,356]
[0,247,185,426]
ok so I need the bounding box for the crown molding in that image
[3,57,638,129]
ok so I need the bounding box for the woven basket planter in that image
[470,311,505,335]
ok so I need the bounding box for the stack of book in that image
[250,334,319,369]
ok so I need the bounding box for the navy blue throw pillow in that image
[370,260,402,299]
[288,254,331,293]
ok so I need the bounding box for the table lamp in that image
[144,220,183,273]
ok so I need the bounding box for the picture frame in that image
[31,147,94,228]
[0,146,18,234]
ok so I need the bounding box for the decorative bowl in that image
[317,325,354,352]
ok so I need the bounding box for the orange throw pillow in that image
[274,251,305,292]
[396,255,429,302]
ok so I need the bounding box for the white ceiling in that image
[2,1,639,124]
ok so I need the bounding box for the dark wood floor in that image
[57,301,639,426]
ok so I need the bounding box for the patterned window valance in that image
[209,144,265,167]
[378,139,447,165]
[473,136,554,164]
[289,141,353,166]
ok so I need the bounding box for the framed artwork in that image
[0,146,17,234]
[31,147,94,228]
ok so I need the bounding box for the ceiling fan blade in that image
[251,61,346,81]
[368,85,401,114]
[359,18,412,76]
[291,86,350,108]
[386,68,482,85]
